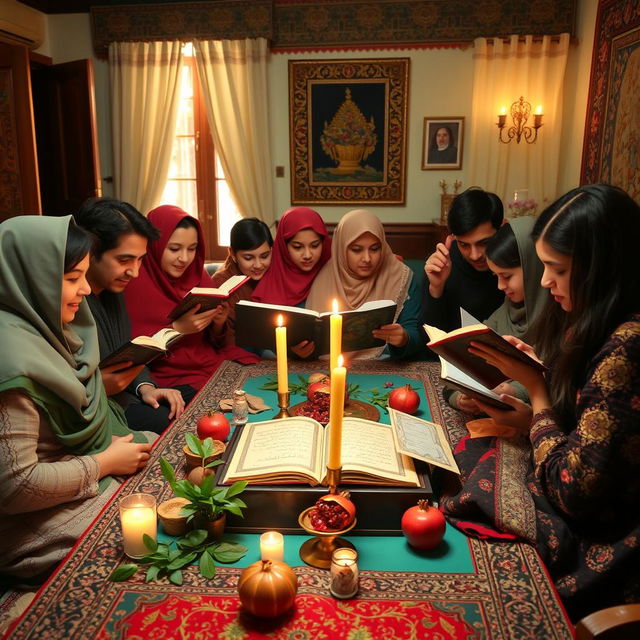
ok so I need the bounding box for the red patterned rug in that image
[3,362,573,639]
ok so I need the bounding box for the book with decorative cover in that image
[167,274,250,320]
[424,322,547,390]
[234,299,396,356]
[221,416,419,487]
[99,327,182,368]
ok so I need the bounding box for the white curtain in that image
[193,38,274,226]
[109,41,183,213]
[467,34,570,212]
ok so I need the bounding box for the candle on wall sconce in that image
[533,105,543,128]
[497,106,507,128]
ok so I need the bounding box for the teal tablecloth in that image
[161,373,473,574]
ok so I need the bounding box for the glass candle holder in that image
[119,493,157,559]
[260,531,284,562]
[330,548,358,599]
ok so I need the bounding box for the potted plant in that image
[160,438,248,541]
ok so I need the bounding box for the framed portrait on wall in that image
[421,117,464,170]
[289,58,409,205]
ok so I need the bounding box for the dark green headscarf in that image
[0,215,144,455]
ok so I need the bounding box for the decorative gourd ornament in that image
[238,560,298,617]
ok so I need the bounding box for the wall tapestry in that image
[289,58,409,205]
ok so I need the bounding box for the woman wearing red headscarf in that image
[124,205,258,396]
[250,206,331,358]
[251,207,331,306]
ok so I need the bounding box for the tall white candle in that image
[260,531,284,562]
[329,299,342,373]
[275,314,288,394]
[327,355,346,469]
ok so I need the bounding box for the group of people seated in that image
[0,183,638,622]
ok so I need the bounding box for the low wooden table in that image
[4,361,573,639]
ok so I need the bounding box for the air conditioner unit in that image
[0,0,45,49]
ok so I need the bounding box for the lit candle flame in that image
[535,105,543,115]
[277,314,283,328]
[332,299,339,314]
[337,354,344,368]
[500,106,507,115]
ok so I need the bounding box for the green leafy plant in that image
[160,441,248,523]
[260,374,309,396]
[185,432,219,461]
[109,529,247,585]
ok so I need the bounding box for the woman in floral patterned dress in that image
[441,184,640,620]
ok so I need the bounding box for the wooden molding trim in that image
[324,222,447,260]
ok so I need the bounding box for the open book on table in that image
[424,322,547,390]
[221,416,419,487]
[388,408,459,474]
[234,299,396,356]
[167,274,250,320]
[99,327,182,368]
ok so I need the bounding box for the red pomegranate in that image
[308,493,356,531]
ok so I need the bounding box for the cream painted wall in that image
[37,1,597,219]
[268,48,473,223]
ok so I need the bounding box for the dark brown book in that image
[167,274,250,320]
[235,299,396,356]
[424,323,547,390]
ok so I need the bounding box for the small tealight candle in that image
[119,493,157,559]
[330,548,359,599]
[260,531,284,562]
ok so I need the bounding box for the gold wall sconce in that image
[497,97,543,144]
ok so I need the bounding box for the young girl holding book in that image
[0,216,154,583]
[441,184,640,619]
[306,209,423,359]
[251,206,331,358]
[124,205,257,393]
[448,216,546,413]
[210,217,273,345]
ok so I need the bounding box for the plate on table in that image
[289,398,380,424]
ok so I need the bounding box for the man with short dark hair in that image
[75,198,186,433]
[421,188,505,333]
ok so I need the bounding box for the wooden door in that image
[0,42,41,220]
[31,59,102,214]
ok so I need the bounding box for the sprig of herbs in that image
[259,374,309,396]
[109,530,248,585]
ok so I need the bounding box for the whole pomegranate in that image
[401,499,446,550]
[388,385,420,414]
[197,412,230,441]
[308,493,356,531]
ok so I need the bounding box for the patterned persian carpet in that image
[4,361,572,639]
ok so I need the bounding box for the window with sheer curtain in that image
[160,44,241,260]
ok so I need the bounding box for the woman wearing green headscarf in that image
[0,215,153,582]
[448,216,546,413]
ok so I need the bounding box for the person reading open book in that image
[221,417,421,487]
